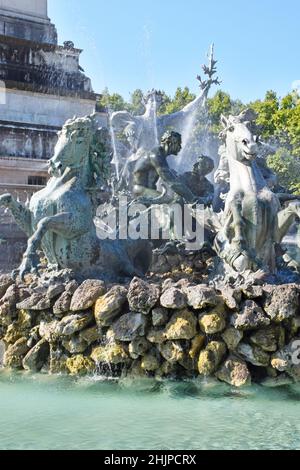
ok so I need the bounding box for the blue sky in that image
[49,0,300,103]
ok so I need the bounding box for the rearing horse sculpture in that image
[0,115,151,281]
[214,109,300,274]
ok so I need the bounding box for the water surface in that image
[0,370,299,450]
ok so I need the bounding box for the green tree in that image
[162,87,196,114]
[250,90,279,139]
[97,88,127,112]
[267,148,300,194]
[207,90,232,132]
[129,89,144,115]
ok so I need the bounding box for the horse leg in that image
[231,198,245,249]
[16,212,75,280]
[0,193,31,236]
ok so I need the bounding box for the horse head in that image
[220,108,260,164]
[48,114,112,189]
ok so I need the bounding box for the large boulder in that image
[198,341,227,376]
[160,288,187,310]
[129,337,151,359]
[222,327,243,351]
[146,328,166,344]
[189,335,205,359]
[141,351,161,372]
[152,308,169,327]
[164,310,197,340]
[199,305,227,335]
[111,313,147,342]
[94,286,128,327]
[70,280,106,312]
[55,312,94,337]
[22,339,50,372]
[250,326,285,352]
[263,285,300,323]
[49,344,69,375]
[271,339,300,380]
[53,291,72,317]
[0,275,14,299]
[237,342,270,367]
[231,300,270,331]
[159,341,185,364]
[3,337,29,368]
[91,342,129,365]
[16,293,51,311]
[66,355,95,376]
[216,355,251,387]
[128,278,160,315]
[62,326,102,354]
[186,285,219,310]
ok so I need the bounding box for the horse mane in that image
[63,114,112,191]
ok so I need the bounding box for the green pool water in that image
[0,370,300,450]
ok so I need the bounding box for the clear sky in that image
[49,0,300,103]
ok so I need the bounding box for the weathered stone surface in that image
[164,310,197,341]
[261,375,294,388]
[70,280,106,312]
[216,356,251,387]
[237,343,270,367]
[186,285,219,310]
[141,351,161,371]
[250,326,285,352]
[129,337,151,359]
[198,341,227,376]
[159,341,185,364]
[152,308,169,327]
[156,360,178,378]
[0,275,14,299]
[263,285,299,323]
[49,345,69,375]
[231,301,270,331]
[160,288,187,310]
[128,277,160,315]
[55,312,93,337]
[62,336,89,354]
[111,313,147,342]
[39,320,59,343]
[79,326,102,345]
[189,335,205,359]
[63,326,102,354]
[22,339,50,372]
[3,338,29,368]
[179,353,198,371]
[16,293,51,311]
[3,310,35,345]
[218,286,241,309]
[47,284,65,300]
[146,328,165,344]
[242,285,264,299]
[65,281,79,294]
[199,306,226,335]
[271,340,300,380]
[91,342,129,365]
[66,355,95,376]
[94,286,128,327]
[53,291,72,316]
[222,327,243,351]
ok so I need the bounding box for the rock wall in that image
[0,272,300,388]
